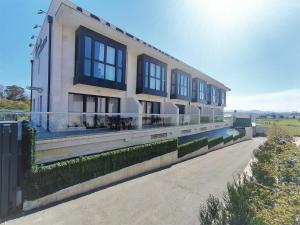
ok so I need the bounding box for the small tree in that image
[5,85,28,100]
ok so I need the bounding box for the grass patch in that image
[256,118,300,136]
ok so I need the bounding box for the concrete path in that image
[4,138,265,225]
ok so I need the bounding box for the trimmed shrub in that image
[24,138,177,200]
[208,136,223,149]
[22,121,36,172]
[233,134,240,141]
[178,137,208,158]
[238,129,246,139]
[223,135,233,144]
[199,126,300,225]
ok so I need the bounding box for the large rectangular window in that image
[140,100,160,114]
[136,54,167,97]
[192,78,207,103]
[75,26,126,91]
[68,93,120,128]
[207,85,220,105]
[171,69,191,101]
[219,89,226,106]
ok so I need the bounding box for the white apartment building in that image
[31,0,230,132]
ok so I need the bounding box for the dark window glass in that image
[84,36,92,58]
[140,100,160,114]
[106,46,115,65]
[94,62,104,78]
[80,33,125,83]
[94,41,104,61]
[117,49,122,67]
[84,36,92,76]
[84,59,91,76]
[145,62,149,88]
[117,68,122,83]
[105,65,115,81]
[107,98,119,113]
[162,67,166,92]
[150,77,155,89]
[116,49,123,83]
[137,55,167,96]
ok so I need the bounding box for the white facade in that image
[31,0,230,131]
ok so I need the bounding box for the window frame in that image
[139,100,161,114]
[170,69,191,101]
[219,89,226,106]
[75,26,127,91]
[192,78,207,103]
[136,54,167,97]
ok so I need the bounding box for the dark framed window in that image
[68,93,120,128]
[192,78,207,103]
[207,85,219,105]
[139,100,160,114]
[171,69,191,101]
[136,54,167,97]
[176,104,185,114]
[219,89,226,106]
[75,26,127,91]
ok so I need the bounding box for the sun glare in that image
[184,0,266,31]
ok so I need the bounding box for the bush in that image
[178,137,208,158]
[233,135,240,141]
[0,97,30,110]
[233,129,245,141]
[24,138,177,200]
[199,126,300,225]
[223,135,233,144]
[21,121,36,172]
[208,136,223,149]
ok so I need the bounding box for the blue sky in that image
[0,0,299,111]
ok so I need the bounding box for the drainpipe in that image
[30,60,33,116]
[46,15,53,131]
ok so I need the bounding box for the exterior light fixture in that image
[33,25,41,29]
[29,43,33,47]
[37,9,46,14]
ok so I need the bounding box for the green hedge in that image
[238,129,246,138]
[233,134,240,141]
[208,136,223,149]
[22,121,36,172]
[24,138,177,200]
[178,137,208,158]
[223,135,233,144]
[233,129,246,141]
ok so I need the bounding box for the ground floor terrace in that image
[30,92,225,133]
[0,110,233,164]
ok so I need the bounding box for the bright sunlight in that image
[184,0,267,31]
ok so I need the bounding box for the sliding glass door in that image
[68,93,120,128]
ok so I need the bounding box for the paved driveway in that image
[4,138,265,225]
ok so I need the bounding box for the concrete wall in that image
[36,122,232,164]
[24,134,247,211]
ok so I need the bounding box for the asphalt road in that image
[4,137,265,225]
